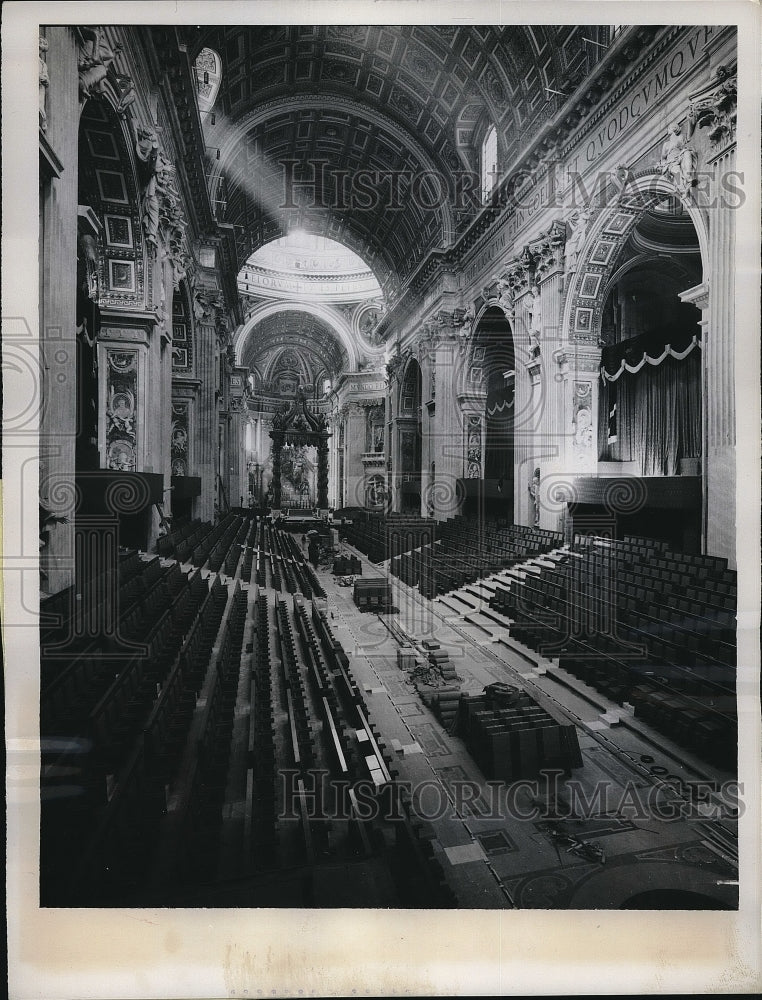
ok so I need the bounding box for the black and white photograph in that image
[4,1,761,996]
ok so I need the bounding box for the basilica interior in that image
[36,23,741,910]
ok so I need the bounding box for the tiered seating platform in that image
[490,533,737,768]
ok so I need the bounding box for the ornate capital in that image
[559,346,602,374]
[453,305,476,354]
[524,355,543,387]
[193,289,223,326]
[497,219,567,296]
[689,64,737,151]
[385,348,409,383]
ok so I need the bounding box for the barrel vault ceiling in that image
[240,310,349,387]
[178,24,597,293]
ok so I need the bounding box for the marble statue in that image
[525,285,542,359]
[659,117,698,198]
[79,27,121,101]
[564,206,590,273]
[39,36,49,131]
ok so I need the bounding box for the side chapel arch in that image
[235,300,361,371]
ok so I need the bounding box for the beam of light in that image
[201,113,394,302]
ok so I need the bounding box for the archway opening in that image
[463,306,516,521]
[398,359,423,514]
[595,199,703,549]
[240,232,382,303]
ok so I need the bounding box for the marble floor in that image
[312,542,739,909]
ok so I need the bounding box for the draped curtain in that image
[485,377,514,479]
[598,350,701,476]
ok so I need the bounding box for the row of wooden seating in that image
[41,552,166,670]
[569,540,736,604]
[175,582,248,880]
[391,520,562,598]
[157,517,201,558]
[142,575,228,791]
[39,566,226,904]
[490,539,737,768]
[188,512,238,568]
[518,565,736,670]
[273,528,327,599]
[311,606,397,785]
[293,596,355,779]
[597,532,732,576]
[239,519,258,582]
[248,593,278,860]
[42,567,207,846]
[276,597,317,772]
[41,561,197,736]
[505,603,736,769]
[267,525,299,595]
[174,520,214,564]
[339,513,436,563]
[526,543,737,665]
[255,520,267,586]
[264,525,282,591]
[208,514,247,574]
[499,564,736,683]
[40,548,145,649]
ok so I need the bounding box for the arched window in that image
[481,125,498,204]
[194,48,222,116]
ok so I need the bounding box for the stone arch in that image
[206,92,457,261]
[561,170,710,346]
[396,356,423,513]
[234,300,361,371]
[399,354,423,412]
[455,291,518,418]
[457,304,517,519]
[554,170,709,548]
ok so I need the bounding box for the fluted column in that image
[343,401,366,508]
[704,144,736,566]
[386,368,402,512]
[425,326,462,520]
[512,291,544,526]
[418,345,433,516]
[531,269,566,529]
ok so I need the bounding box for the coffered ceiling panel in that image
[241,310,348,383]
[179,24,595,289]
